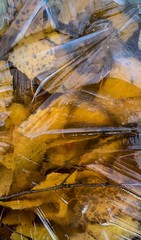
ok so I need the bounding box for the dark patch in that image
[39,92,62,111]
[122,122,138,128]
[131,77,134,84]
[21,11,26,15]
[132,237,141,240]
[55,20,81,38]
[26,9,30,14]
[42,64,46,69]
[39,36,56,46]
[0,224,11,240]
[49,4,89,37]
[0,28,20,59]
[43,9,48,23]
[8,61,37,105]
[0,223,33,240]
[33,54,37,59]
[15,19,20,25]
[20,18,25,22]
[125,25,141,61]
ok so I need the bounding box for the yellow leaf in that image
[5,103,30,129]
[79,136,122,165]
[0,164,13,196]
[0,199,44,210]
[19,93,70,138]
[33,172,68,190]
[99,78,141,99]
[46,140,87,169]
[2,209,35,226]
[69,101,112,126]
[9,31,70,79]
[75,169,106,184]
[0,173,69,209]
[10,224,54,240]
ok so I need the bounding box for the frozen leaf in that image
[0,2,140,240]
[88,153,141,196]
[24,5,54,37]
[9,30,70,79]
[110,57,141,89]
[69,100,112,127]
[46,140,87,169]
[87,217,141,240]
[66,186,141,228]
[19,90,113,139]
[0,0,47,56]
[47,0,95,37]
[46,0,116,37]
[19,93,71,138]
[79,136,123,165]
[9,27,111,88]
[71,216,140,240]
[19,89,141,139]
[108,9,139,42]
[75,169,106,184]
[36,46,110,94]
[34,27,112,95]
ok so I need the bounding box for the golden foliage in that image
[11,225,53,240]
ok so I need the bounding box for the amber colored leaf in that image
[33,172,69,190]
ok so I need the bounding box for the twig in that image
[0,223,33,240]
[0,182,140,202]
